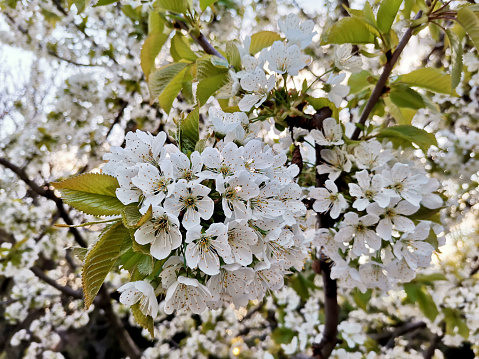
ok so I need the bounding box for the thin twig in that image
[385,321,427,348]
[351,11,424,140]
[30,266,84,300]
[176,20,226,60]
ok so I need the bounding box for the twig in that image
[103,99,128,141]
[30,266,84,300]
[423,327,444,359]
[385,321,427,348]
[351,11,424,140]
[176,21,226,60]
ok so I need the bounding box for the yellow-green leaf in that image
[457,6,479,51]
[170,32,198,62]
[399,68,453,94]
[148,63,189,113]
[321,17,376,45]
[389,85,425,110]
[200,0,218,11]
[179,108,199,153]
[52,173,123,216]
[148,11,164,34]
[82,222,128,308]
[377,0,403,34]
[155,0,191,14]
[306,97,339,120]
[226,41,241,68]
[122,204,152,229]
[141,32,170,81]
[131,302,155,337]
[445,29,463,89]
[375,125,437,153]
[249,31,282,55]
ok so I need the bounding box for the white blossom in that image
[263,41,310,76]
[310,179,348,219]
[118,281,158,317]
[278,14,317,49]
[335,212,380,256]
[164,276,211,314]
[310,118,344,146]
[238,68,275,111]
[349,170,390,211]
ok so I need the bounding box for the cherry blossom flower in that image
[278,183,306,225]
[208,107,248,142]
[134,207,182,260]
[310,118,344,146]
[248,260,285,301]
[393,222,435,270]
[316,147,352,181]
[263,41,310,76]
[206,263,254,308]
[382,163,429,206]
[164,276,211,314]
[223,219,257,266]
[309,179,348,219]
[334,44,363,73]
[326,73,350,107]
[348,170,390,211]
[164,180,214,230]
[334,212,380,256]
[278,14,317,49]
[131,162,174,211]
[420,178,443,209]
[249,181,285,220]
[353,140,393,170]
[118,281,158,317]
[216,171,260,219]
[238,68,275,111]
[366,199,419,241]
[158,256,183,289]
[330,259,366,292]
[168,151,202,182]
[200,142,245,180]
[185,224,231,275]
[312,228,344,262]
[115,166,142,205]
[359,262,390,291]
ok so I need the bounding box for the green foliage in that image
[348,70,374,94]
[399,68,453,94]
[68,0,90,13]
[179,108,199,153]
[148,62,190,113]
[249,31,282,55]
[141,31,170,80]
[154,0,192,14]
[375,125,437,153]
[457,7,479,51]
[52,173,124,216]
[122,204,152,229]
[196,57,229,104]
[321,17,376,45]
[225,42,241,69]
[271,327,296,344]
[93,0,118,6]
[409,206,442,224]
[377,0,403,34]
[306,97,339,120]
[443,307,470,339]
[290,273,317,300]
[389,85,425,110]
[445,29,463,89]
[171,32,198,62]
[385,97,417,125]
[199,0,218,11]
[352,288,372,311]
[404,283,438,321]
[82,222,129,308]
[131,302,155,337]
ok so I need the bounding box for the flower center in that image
[385,209,396,218]
[219,164,232,176]
[180,169,194,181]
[153,177,170,195]
[364,190,375,199]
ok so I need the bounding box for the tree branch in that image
[351,11,424,140]
[30,266,84,300]
[176,21,226,60]
[385,321,427,348]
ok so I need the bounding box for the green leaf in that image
[306,97,339,120]
[385,97,416,125]
[290,273,317,300]
[404,283,438,321]
[155,0,191,14]
[131,302,155,337]
[141,31,170,80]
[194,138,208,153]
[122,204,152,229]
[70,246,88,262]
[52,173,124,216]
[137,255,154,275]
[348,70,373,94]
[271,327,296,344]
[375,125,437,153]
[148,11,164,34]
[389,85,425,110]
[249,31,282,55]
[82,222,128,308]
[399,68,453,94]
[443,307,469,339]
[93,0,117,6]
[226,42,241,68]
[445,29,463,89]
[352,288,372,311]
[69,0,90,13]
[170,32,198,62]
[457,7,479,51]
[413,273,447,283]
[321,17,376,45]
[148,63,189,113]
[179,108,199,153]
[409,206,442,223]
[200,0,218,11]
[196,58,229,104]
[377,0,403,34]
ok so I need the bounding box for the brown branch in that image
[104,99,128,141]
[30,266,84,300]
[423,328,444,359]
[385,321,427,348]
[351,11,424,140]
[176,20,226,60]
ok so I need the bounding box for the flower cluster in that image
[103,129,308,317]
[310,118,444,291]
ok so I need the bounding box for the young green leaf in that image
[457,7,479,51]
[249,31,282,55]
[348,70,374,94]
[148,63,189,113]
[196,58,229,104]
[445,29,463,89]
[52,173,124,216]
[82,221,128,308]
[377,0,403,34]
[141,31,170,81]
[306,97,339,120]
[155,0,192,14]
[200,0,218,11]
[321,17,376,45]
[375,125,437,153]
[131,302,155,337]
[179,108,199,153]
[93,0,117,6]
[225,42,241,69]
[399,68,453,94]
[385,97,417,125]
[122,204,152,229]
[389,85,425,110]
[170,32,198,62]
